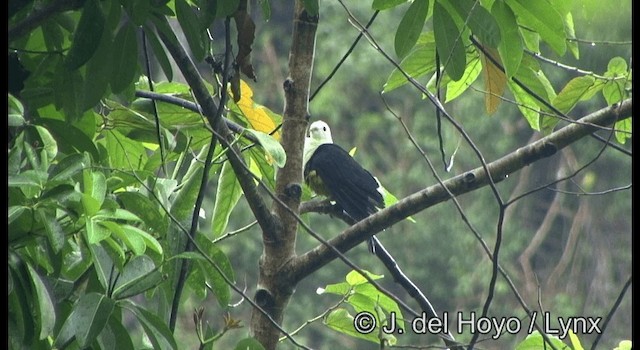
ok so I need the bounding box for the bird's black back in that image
[304,143,384,222]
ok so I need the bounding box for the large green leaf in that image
[55,292,115,348]
[143,25,174,81]
[505,0,566,56]
[110,21,139,94]
[445,55,481,102]
[39,118,99,160]
[117,191,169,236]
[492,0,523,78]
[212,161,243,238]
[65,0,105,70]
[81,0,117,112]
[26,264,56,341]
[515,330,568,350]
[83,169,107,213]
[175,0,207,62]
[104,129,148,170]
[196,236,235,307]
[112,256,164,299]
[36,208,65,253]
[244,129,287,168]
[433,0,466,81]
[551,76,602,115]
[384,32,437,92]
[97,312,135,350]
[447,0,501,48]
[324,308,382,344]
[123,301,178,350]
[394,0,430,59]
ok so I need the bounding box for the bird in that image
[303,120,385,253]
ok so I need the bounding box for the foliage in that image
[8,0,631,349]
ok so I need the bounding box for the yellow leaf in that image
[480,47,507,114]
[232,80,280,140]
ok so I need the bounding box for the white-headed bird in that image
[303,120,384,253]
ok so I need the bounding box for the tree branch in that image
[9,0,85,42]
[290,98,631,281]
[134,90,256,142]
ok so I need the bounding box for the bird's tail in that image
[367,236,377,254]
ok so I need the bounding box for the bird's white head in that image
[303,120,334,167]
[307,120,333,143]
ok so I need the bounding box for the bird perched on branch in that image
[303,120,385,253]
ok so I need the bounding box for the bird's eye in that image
[322,126,327,131]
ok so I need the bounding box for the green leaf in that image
[117,192,168,235]
[83,169,107,213]
[372,0,407,10]
[234,337,266,350]
[212,161,243,238]
[143,26,173,81]
[433,0,466,81]
[104,129,147,170]
[384,33,437,92]
[492,0,523,78]
[9,206,29,225]
[247,147,276,190]
[163,165,203,299]
[394,0,429,59]
[614,340,633,350]
[515,330,567,350]
[9,169,47,190]
[36,208,65,253]
[346,270,384,285]
[552,76,601,114]
[124,224,164,255]
[55,292,115,348]
[324,308,381,344]
[564,12,579,59]
[351,283,403,325]
[508,80,541,130]
[33,125,58,161]
[176,0,207,62]
[195,237,235,307]
[39,118,100,160]
[606,57,628,75]
[100,220,146,255]
[505,0,566,56]
[98,312,135,350]
[568,330,584,350]
[110,21,139,94]
[445,55,481,102]
[26,264,56,340]
[62,238,94,281]
[9,94,26,127]
[124,302,178,350]
[89,243,115,290]
[377,184,416,223]
[447,0,501,48]
[112,256,164,299]
[244,129,287,168]
[82,15,114,110]
[86,216,112,244]
[65,0,106,70]
[614,119,631,145]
